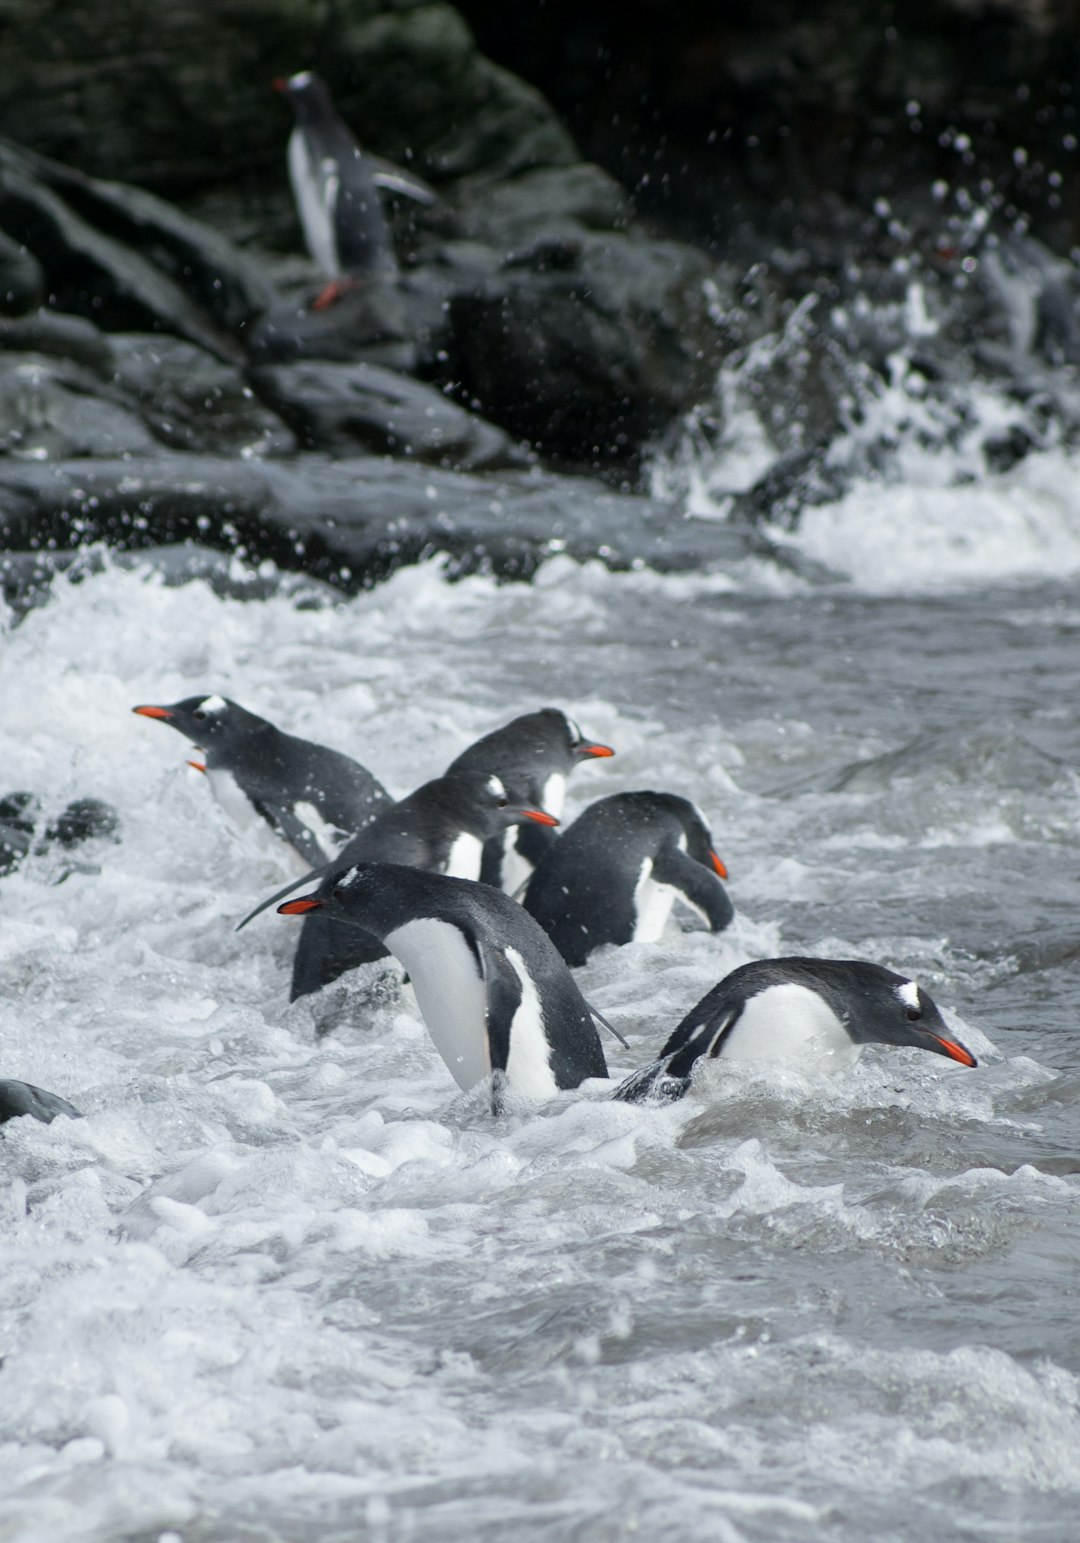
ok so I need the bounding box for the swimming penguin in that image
[522,791,733,967]
[282,771,559,1002]
[0,1078,82,1125]
[446,708,615,893]
[615,957,978,1103]
[279,862,608,1106]
[132,694,391,867]
[273,69,435,308]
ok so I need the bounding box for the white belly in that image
[541,772,567,819]
[444,831,484,880]
[499,834,536,897]
[718,983,860,1065]
[383,918,490,1091]
[632,859,677,943]
[502,946,557,1098]
[288,130,339,275]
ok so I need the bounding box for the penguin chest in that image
[497,830,535,897]
[443,832,484,880]
[383,918,491,1092]
[717,983,859,1065]
[288,130,340,275]
[632,858,678,944]
[205,766,267,838]
[502,946,558,1099]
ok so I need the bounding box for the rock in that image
[0,229,44,315]
[0,310,115,372]
[445,233,726,464]
[0,148,242,361]
[0,453,760,592]
[248,358,526,468]
[0,353,161,459]
[108,335,294,455]
[0,788,120,879]
[244,280,416,370]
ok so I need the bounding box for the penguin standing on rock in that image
[615,958,978,1103]
[523,791,733,966]
[279,863,608,1107]
[446,708,615,892]
[132,694,391,866]
[273,69,435,309]
[240,770,560,1003]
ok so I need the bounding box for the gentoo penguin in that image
[446,708,615,893]
[0,1079,81,1125]
[132,694,390,867]
[273,69,435,308]
[523,791,733,967]
[279,862,608,1106]
[616,958,978,1103]
[283,771,559,1002]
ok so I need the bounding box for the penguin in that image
[132,694,391,867]
[446,708,615,893]
[273,69,435,309]
[0,1079,81,1126]
[522,791,733,967]
[615,957,978,1103]
[278,862,608,1106]
[282,771,559,1002]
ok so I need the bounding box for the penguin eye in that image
[497,797,508,808]
[905,1007,921,1022]
[193,710,207,721]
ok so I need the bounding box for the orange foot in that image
[311,278,359,311]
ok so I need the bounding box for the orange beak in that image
[578,743,614,759]
[932,1035,977,1068]
[187,760,207,775]
[278,898,324,915]
[133,705,172,720]
[523,810,559,827]
[710,851,728,880]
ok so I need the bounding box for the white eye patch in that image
[198,695,228,714]
[487,776,507,799]
[895,980,920,1011]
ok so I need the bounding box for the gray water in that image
[1,535,1079,1541]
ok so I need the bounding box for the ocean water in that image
[3,422,1080,1538]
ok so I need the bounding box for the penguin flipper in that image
[476,940,524,1081]
[0,1078,82,1125]
[615,1003,744,1104]
[370,160,438,204]
[258,803,332,868]
[651,847,735,933]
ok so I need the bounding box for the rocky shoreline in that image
[2,1,1080,616]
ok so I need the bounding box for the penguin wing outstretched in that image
[0,1078,82,1125]
[255,801,334,868]
[651,845,735,933]
[235,864,326,931]
[612,1004,743,1105]
[369,159,438,205]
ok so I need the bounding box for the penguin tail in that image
[611,1059,690,1105]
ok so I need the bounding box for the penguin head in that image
[557,711,615,763]
[811,961,977,1065]
[432,772,559,840]
[273,70,337,127]
[132,694,262,766]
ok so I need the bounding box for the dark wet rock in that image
[244,281,416,370]
[2,141,276,334]
[0,147,242,361]
[248,358,526,468]
[0,788,120,877]
[773,726,1076,798]
[108,336,294,456]
[0,352,161,459]
[455,162,631,246]
[445,234,725,464]
[0,229,43,315]
[0,310,115,372]
[0,453,762,593]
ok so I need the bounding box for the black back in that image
[447,708,611,888]
[295,862,608,1089]
[278,70,397,277]
[134,694,390,862]
[523,791,732,966]
[617,957,976,1103]
[0,1078,81,1125]
[290,770,543,1001]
